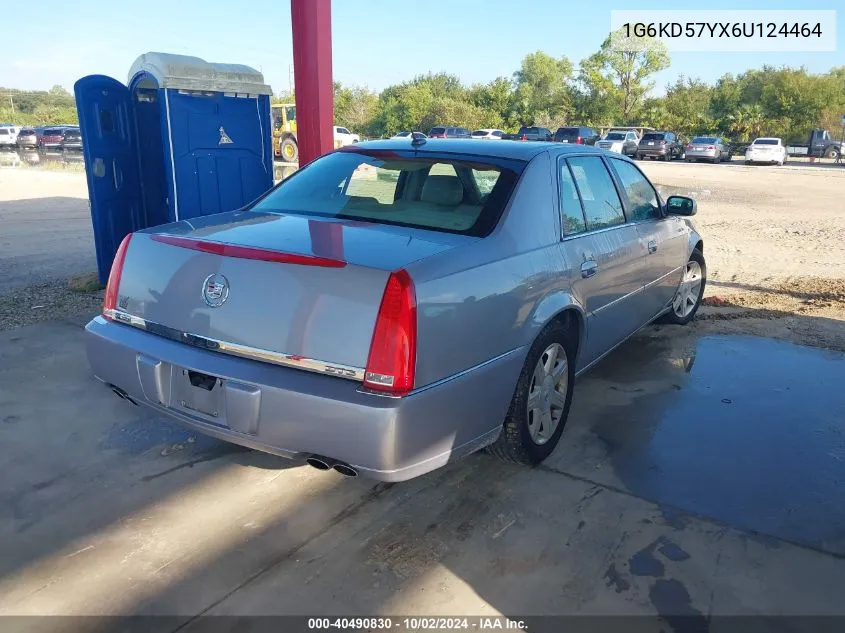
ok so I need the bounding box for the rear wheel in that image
[826,147,840,160]
[660,249,706,326]
[489,322,576,466]
[712,155,720,164]
[661,153,669,162]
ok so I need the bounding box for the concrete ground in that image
[1,311,844,631]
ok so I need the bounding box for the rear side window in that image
[610,159,661,221]
[252,150,523,237]
[0,129,8,135]
[566,156,625,230]
[558,160,586,235]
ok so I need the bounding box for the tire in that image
[489,321,576,466]
[712,155,720,164]
[826,147,840,160]
[661,153,669,162]
[280,137,298,163]
[685,158,692,163]
[634,153,641,160]
[660,249,706,326]
[745,160,751,165]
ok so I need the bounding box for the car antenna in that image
[411,132,426,146]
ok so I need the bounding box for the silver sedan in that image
[86,139,706,481]
[685,136,731,163]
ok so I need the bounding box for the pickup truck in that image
[502,126,553,141]
[785,129,843,160]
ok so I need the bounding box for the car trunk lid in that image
[114,211,477,374]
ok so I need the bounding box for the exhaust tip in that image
[333,463,358,478]
[305,456,332,471]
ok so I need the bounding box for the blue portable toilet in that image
[74,52,274,284]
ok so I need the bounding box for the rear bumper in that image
[85,317,523,481]
[638,147,669,156]
[686,150,717,159]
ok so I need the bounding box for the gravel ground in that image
[1,160,844,339]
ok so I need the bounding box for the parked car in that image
[61,127,82,151]
[471,129,505,140]
[502,126,553,141]
[428,126,472,139]
[596,130,638,156]
[390,131,427,140]
[86,139,705,482]
[39,127,67,150]
[0,126,19,147]
[553,126,600,145]
[745,138,787,165]
[16,128,39,150]
[334,126,360,146]
[684,136,730,163]
[636,131,684,161]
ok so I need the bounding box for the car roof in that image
[754,137,781,141]
[353,138,607,161]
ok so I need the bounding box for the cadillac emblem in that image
[202,274,229,307]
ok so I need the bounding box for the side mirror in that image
[666,195,697,216]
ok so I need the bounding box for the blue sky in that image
[4,0,843,95]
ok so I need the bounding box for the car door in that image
[557,155,650,370]
[608,157,688,315]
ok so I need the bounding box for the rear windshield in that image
[429,127,445,135]
[0,129,8,135]
[605,132,626,140]
[556,128,579,136]
[395,131,410,137]
[691,137,717,144]
[42,128,62,135]
[19,129,36,135]
[642,133,666,141]
[753,139,779,145]
[250,150,524,237]
[518,127,541,134]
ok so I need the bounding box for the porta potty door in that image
[74,75,144,285]
[165,90,273,221]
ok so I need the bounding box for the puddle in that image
[564,334,845,552]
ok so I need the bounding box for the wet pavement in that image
[549,332,845,555]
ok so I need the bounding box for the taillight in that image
[102,233,133,318]
[707,145,715,150]
[363,270,417,396]
[686,144,693,150]
[520,134,527,141]
[576,136,583,144]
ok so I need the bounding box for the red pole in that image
[290,0,334,166]
[290,0,344,261]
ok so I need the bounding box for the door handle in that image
[648,240,658,254]
[581,260,598,278]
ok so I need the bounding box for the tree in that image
[512,52,574,125]
[661,76,714,137]
[580,28,670,124]
[334,83,379,135]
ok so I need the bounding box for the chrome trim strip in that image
[103,309,366,382]
[560,222,631,242]
[644,265,684,290]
